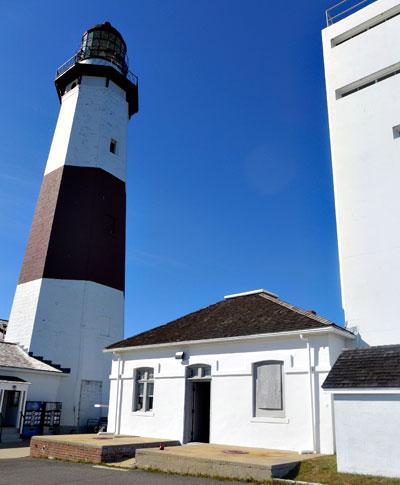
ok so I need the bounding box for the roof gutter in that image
[0,365,66,376]
[104,326,354,354]
[324,387,400,394]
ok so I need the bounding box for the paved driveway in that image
[0,458,244,485]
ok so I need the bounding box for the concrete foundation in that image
[136,443,314,481]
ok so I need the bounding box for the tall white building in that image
[6,22,138,428]
[322,0,400,346]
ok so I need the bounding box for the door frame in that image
[0,379,29,430]
[183,364,212,443]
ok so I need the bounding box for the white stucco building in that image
[322,0,400,478]
[105,290,354,454]
[323,345,400,478]
[322,0,400,346]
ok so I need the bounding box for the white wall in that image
[333,392,400,478]
[322,0,400,346]
[45,76,128,182]
[108,332,350,453]
[7,278,124,426]
[6,279,42,351]
[0,368,63,403]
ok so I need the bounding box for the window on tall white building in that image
[133,367,154,412]
[253,361,284,418]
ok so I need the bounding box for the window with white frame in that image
[253,361,284,418]
[133,367,154,412]
[187,364,211,379]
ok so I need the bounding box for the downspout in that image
[113,352,122,435]
[300,334,316,453]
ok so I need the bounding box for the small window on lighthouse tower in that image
[110,139,117,154]
[393,125,400,139]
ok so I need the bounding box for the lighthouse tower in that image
[6,22,138,427]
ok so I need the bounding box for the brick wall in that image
[29,437,154,463]
[31,438,102,463]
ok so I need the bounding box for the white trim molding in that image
[104,326,354,354]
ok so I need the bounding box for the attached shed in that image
[0,341,65,441]
[323,345,400,478]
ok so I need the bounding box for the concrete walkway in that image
[0,441,30,459]
[136,443,320,481]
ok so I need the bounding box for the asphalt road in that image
[0,458,244,485]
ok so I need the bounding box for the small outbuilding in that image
[323,344,400,478]
[105,289,355,454]
[0,341,66,441]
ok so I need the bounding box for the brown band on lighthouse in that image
[19,165,126,291]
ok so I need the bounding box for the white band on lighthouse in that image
[44,76,129,182]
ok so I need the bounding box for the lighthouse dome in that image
[79,22,128,75]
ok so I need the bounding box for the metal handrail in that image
[55,50,138,85]
[56,54,77,78]
[326,0,376,25]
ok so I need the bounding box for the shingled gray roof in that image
[0,319,7,340]
[107,291,352,350]
[323,344,400,389]
[0,341,62,373]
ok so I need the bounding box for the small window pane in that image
[110,139,117,154]
[203,366,211,376]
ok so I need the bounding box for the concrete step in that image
[1,428,21,443]
[136,444,302,481]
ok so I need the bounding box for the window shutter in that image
[256,363,282,410]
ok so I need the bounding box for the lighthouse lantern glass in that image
[80,27,128,75]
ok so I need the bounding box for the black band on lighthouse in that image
[19,165,126,292]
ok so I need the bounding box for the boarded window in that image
[254,361,284,418]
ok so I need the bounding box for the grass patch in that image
[285,455,400,485]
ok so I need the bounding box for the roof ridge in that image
[343,344,400,352]
[258,292,338,327]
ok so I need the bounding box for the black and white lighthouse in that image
[6,22,138,427]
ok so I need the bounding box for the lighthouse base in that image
[6,278,124,427]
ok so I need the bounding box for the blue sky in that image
[1,0,345,337]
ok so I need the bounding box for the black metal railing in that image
[55,50,138,86]
[326,0,376,25]
[0,412,3,444]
